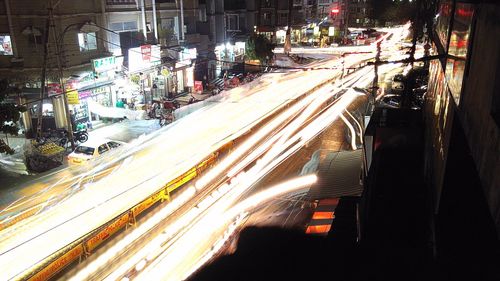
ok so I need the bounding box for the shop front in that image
[128,45,161,102]
[172,47,197,94]
[72,84,113,125]
[214,42,245,78]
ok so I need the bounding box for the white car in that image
[68,139,125,165]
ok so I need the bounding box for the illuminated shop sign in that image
[92,56,117,73]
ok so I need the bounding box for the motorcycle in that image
[74,129,89,143]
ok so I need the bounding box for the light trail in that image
[341,113,358,150]
[0,26,410,281]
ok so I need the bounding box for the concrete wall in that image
[458,3,500,235]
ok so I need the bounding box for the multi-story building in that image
[0,0,207,134]
[0,0,112,134]
[255,0,307,44]
[105,0,209,104]
[205,0,257,79]
[347,0,371,27]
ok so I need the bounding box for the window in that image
[278,12,288,26]
[226,14,239,31]
[436,0,453,49]
[110,21,138,32]
[107,0,135,4]
[446,3,474,106]
[98,144,109,154]
[75,146,95,156]
[78,32,97,52]
[262,12,273,25]
[0,35,13,55]
[107,141,121,149]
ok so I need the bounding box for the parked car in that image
[378,94,402,109]
[391,74,405,92]
[68,139,125,165]
[392,81,405,92]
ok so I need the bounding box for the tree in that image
[0,79,26,154]
[245,34,276,64]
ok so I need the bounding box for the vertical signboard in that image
[194,81,203,93]
[141,45,152,62]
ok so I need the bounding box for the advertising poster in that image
[194,81,203,93]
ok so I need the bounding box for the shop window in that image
[78,32,97,52]
[0,35,13,55]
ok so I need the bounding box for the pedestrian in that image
[116,99,125,108]
[69,110,76,131]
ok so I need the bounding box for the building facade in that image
[205,0,257,79]
[347,0,371,27]
[425,0,500,243]
[0,0,207,134]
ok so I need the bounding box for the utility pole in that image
[152,0,158,43]
[141,0,147,39]
[175,0,185,42]
[50,0,76,150]
[284,0,293,54]
[36,2,54,139]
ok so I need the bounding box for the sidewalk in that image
[0,119,160,189]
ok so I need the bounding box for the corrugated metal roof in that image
[308,149,363,200]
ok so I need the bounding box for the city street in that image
[0,0,496,280]
[0,25,412,281]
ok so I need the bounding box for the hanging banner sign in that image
[67,89,80,104]
[47,83,63,97]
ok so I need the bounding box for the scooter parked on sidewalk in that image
[73,129,89,143]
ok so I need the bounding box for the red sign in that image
[47,83,63,97]
[331,8,340,14]
[194,81,203,93]
[141,45,151,62]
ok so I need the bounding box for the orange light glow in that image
[306,225,331,234]
[312,211,335,220]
